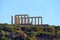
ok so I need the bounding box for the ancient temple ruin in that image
[11,14,43,25]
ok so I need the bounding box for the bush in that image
[31,27,38,32]
[25,37,30,40]
[26,31,35,38]
[0,25,2,30]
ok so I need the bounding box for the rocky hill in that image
[0,23,60,40]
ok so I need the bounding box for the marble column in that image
[35,18,36,25]
[21,16,22,24]
[28,17,29,23]
[31,17,33,24]
[23,16,26,24]
[11,16,13,24]
[15,16,20,24]
[41,17,42,25]
[15,15,16,24]
[18,16,20,24]
[38,18,39,25]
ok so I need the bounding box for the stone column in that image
[38,18,39,25]
[21,16,22,24]
[22,16,23,24]
[11,16,13,24]
[15,16,17,24]
[41,17,42,25]
[15,15,16,24]
[24,15,26,24]
[18,16,20,24]
[15,16,20,25]
[35,18,36,25]
[25,17,26,24]
[28,17,29,24]
[31,17,33,24]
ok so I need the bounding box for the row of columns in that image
[11,15,42,25]
[29,17,42,25]
[15,15,29,24]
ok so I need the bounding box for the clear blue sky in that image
[0,0,60,26]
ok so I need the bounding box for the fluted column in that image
[18,16,20,24]
[24,15,26,24]
[27,17,30,23]
[35,18,36,25]
[38,18,39,25]
[16,16,20,24]
[21,16,22,24]
[31,18,33,24]
[11,16,13,24]
[15,15,16,24]
[22,17,23,24]
[41,17,42,25]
